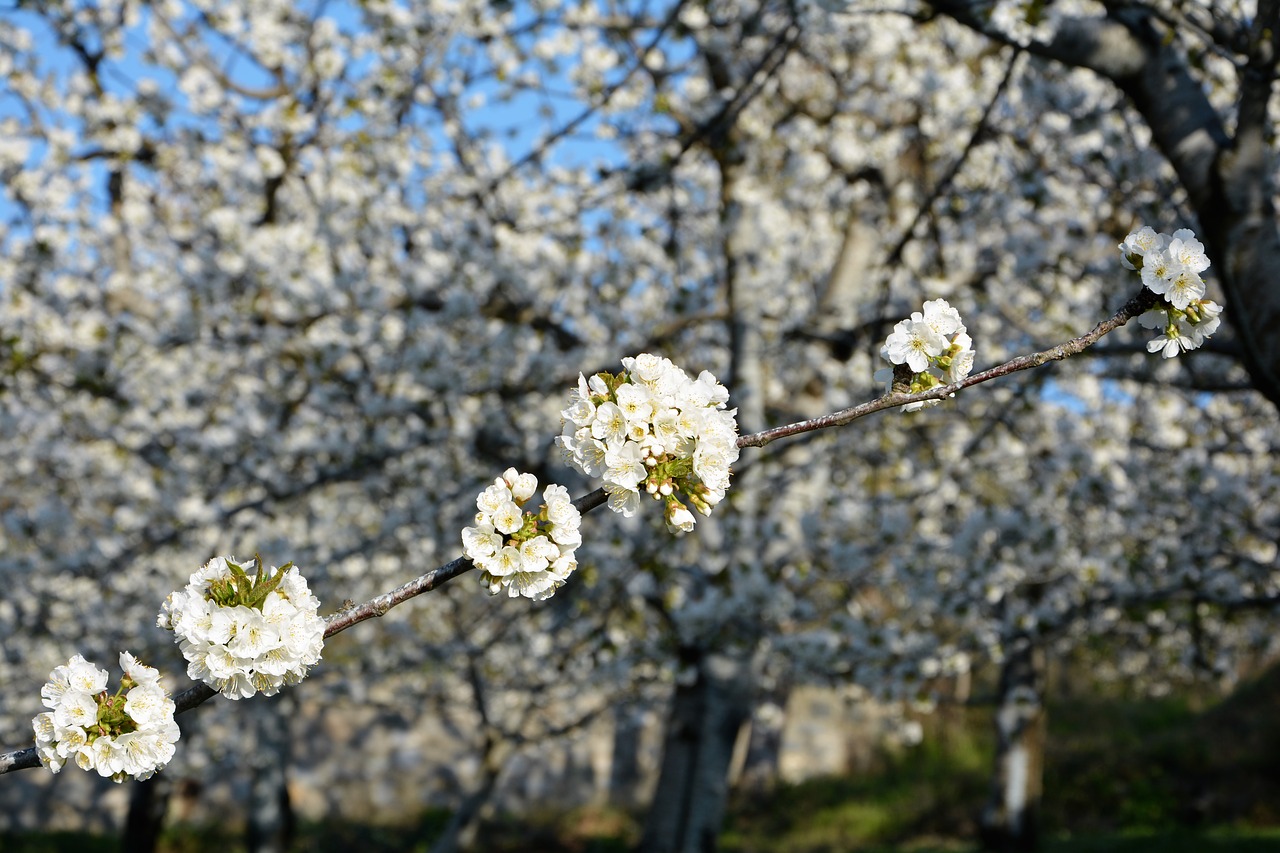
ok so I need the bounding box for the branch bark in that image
[928,0,1280,409]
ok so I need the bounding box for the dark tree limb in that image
[927,0,1280,409]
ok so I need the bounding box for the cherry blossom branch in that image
[739,287,1161,449]
[0,285,1166,777]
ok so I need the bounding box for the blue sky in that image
[0,1,675,239]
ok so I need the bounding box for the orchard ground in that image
[6,660,1280,853]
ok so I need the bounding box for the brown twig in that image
[739,288,1159,449]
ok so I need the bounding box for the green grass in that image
[0,831,120,853]
[1042,695,1200,834]
[721,665,1280,852]
[1041,828,1280,852]
[1042,664,1280,834]
[723,709,992,852]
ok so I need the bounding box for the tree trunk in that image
[428,736,506,853]
[122,772,171,853]
[979,633,1046,853]
[245,697,295,853]
[734,695,785,791]
[638,650,753,853]
[931,0,1280,410]
[610,705,646,809]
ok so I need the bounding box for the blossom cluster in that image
[462,468,582,600]
[157,556,326,700]
[556,354,740,533]
[875,298,975,412]
[32,653,179,782]
[1119,225,1222,357]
